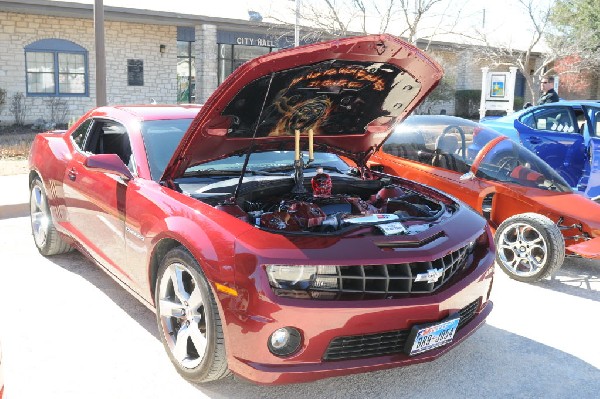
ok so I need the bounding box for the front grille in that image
[323,299,481,361]
[310,244,471,300]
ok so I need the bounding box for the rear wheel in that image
[494,213,564,282]
[155,247,230,383]
[30,178,72,256]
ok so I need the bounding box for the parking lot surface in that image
[0,215,599,398]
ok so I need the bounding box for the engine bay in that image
[179,173,454,236]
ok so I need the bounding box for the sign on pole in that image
[479,66,517,120]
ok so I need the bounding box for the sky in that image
[48,0,555,51]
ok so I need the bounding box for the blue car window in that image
[593,110,600,137]
[529,107,576,133]
[520,111,536,129]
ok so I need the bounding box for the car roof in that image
[552,100,600,106]
[98,105,202,121]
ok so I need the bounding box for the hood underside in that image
[162,34,443,182]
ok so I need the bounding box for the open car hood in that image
[161,34,442,181]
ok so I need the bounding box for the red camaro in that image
[28,35,494,385]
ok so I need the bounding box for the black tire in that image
[30,177,72,256]
[494,213,565,282]
[155,247,230,383]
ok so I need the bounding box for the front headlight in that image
[266,265,339,292]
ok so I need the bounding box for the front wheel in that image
[155,247,230,383]
[494,213,565,282]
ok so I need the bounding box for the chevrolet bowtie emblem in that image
[415,268,444,283]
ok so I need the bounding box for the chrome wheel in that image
[497,222,547,278]
[158,262,208,369]
[495,213,564,282]
[30,183,50,249]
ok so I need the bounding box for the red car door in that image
[62,119,132,278]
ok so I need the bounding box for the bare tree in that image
[469,0,566,104]
[263,0,463,45]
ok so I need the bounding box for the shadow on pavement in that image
[47,250,160,339]
[536,257,600,302]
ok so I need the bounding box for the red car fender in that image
[488,190,533,228]
[149,215,237,284]
[566,236,600,259]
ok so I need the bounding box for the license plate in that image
[405,317,460,356]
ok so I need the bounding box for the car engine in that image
[181,174,453,236]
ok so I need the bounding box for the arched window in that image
[25,39,88,96]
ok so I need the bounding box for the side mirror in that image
[84,153,134,181]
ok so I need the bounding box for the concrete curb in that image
[0,174,29,219]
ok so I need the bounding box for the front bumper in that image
[217,248,495,385]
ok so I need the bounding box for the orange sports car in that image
[368,115,600,282]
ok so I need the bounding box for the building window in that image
[25,39,88,96]
[177,41,195,103]
[177,27,196,103]
[218,44,274,84]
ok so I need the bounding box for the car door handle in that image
[68,167,78,181]
[528,137,542,144]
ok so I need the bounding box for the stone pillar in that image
[195,24,218,104]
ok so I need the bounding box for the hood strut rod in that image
[232,73,275,203]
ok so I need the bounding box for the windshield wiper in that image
[259,164,346,174]
[183,168,288,177]
[183,168,242,177]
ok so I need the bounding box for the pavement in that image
[0,173,29,220]
[0,173,599,398]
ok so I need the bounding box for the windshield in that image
[184,151,350,175]
[140,119,193,180]
[476,138,571,192]
[383,115,572,192]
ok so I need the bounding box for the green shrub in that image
[513,96,524,111]
[455,90,481,119]
[9,92,27,126]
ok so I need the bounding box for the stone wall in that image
[0,11,177,125]
[0,7,545,125]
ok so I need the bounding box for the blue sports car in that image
[481,101,600,201]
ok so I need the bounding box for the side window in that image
[587,108,600,137]
[529,107,576,133]
[382,130,428,162]
[519,111,536,129]
[71,119,92,150]
[575,109,586,134]
[83,120,134,171]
